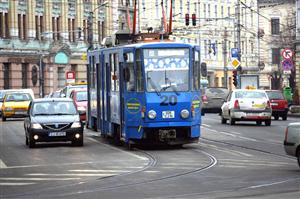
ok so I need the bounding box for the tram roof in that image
[90,42,197,53]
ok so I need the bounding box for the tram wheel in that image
[114,125,122,146]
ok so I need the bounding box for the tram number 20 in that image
[160,95,177,106]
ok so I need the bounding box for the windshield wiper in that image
[34,113,50,116]
[161,78,180,96]
[53,113,75,115]
[147,76,160,96]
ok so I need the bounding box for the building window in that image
[0,12,9,38]
[208,4,210,18]
[3,63,10,89]
[18,14,27,40]
[272,48,280,64]
[83,20,88,42]
[215,5,217,18]
[68,18,75,42]
[227,6,230,17]
[22,63,28,88]
[271,18,280,35]
[35,16,43,40]
[203,4,206,18]
[57,67,65,88]
[52,17,61,41]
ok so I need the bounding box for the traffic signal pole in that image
[235,0,241,88]
[223,28,228,88]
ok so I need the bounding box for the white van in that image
[0,89,35,116]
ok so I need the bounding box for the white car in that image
[284,123,300,168]
[221,89,272,126]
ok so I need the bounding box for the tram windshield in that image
[144,48,189,93]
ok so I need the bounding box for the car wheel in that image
[282,114,287,121]
[256,121,262,125]
[2,116,6,121]
[229,117,235,125]
[274,115,279,120]
[25,136,28,146]
[297,150,300,168]
[265,119,271,126]
[28,137,35,148]
[221,115,226,124]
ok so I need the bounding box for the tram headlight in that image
[180,109,189,119]
[148,110,157,119]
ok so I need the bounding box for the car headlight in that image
[31,123,42,129]
[5,107,13,111]
[77,106,86,112]
[180,109,189,119]
[71,121,82,128]
[148,110,157,119]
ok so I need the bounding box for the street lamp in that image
[88,1,108,50]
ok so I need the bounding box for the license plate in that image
[48,132,66,137]
[162,111,175,119]
[252,104,264,108]
[16,111,27,115]
[271,102,278,106]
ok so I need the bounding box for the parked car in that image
[0,89,34,116]
[201,87,229,115]
[60,82,87,98]
[220,89,272,126]
[70,89,87,122]
[1,92,33,121]
[284,123,300,168]
[24,98,84,148]
[49,90,62,98]
[265,90,288,120]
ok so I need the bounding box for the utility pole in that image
[223,27,228,88]
[235,0,241,88]
[88,12,93,50]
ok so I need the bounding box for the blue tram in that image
[87,42,202,146]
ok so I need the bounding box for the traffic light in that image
[185,14,189,26]
[233,70,237,87]
[201,62,207,77]
[192,14,196,26]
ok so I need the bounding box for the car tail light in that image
[234,100,240,109]
[284,100,288,109]
[191,105,195,117]
[284,127,288,143]
[266,100,271,109]
[202,95,208,102]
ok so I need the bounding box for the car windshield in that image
[144,48,189,92]
[76,91,87,102]
[67,85,87,97]
[205,88,228,97]
[266,91,284,99]
[32,101,77,115]
[5,93,32,102]
[235,91,267,99]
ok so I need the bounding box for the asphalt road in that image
[0,115,299,199]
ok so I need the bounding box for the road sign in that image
[66,71,75,84]
[282,59,293,70]
[283,70,291,74]
[281,48,294,60]
[231,58,241,69]
[231,48,239,58]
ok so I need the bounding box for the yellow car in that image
[2,92,33,121]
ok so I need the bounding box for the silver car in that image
[284,123,300,168]
[201,87,229,115]
[221,89,272,126]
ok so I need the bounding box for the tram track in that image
[4,147,217,199]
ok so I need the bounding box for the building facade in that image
[295,0,300,103]
[0,0,133,97]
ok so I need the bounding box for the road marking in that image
[0,182,35,186]
[68,169,131,173]
[0,177,80,181]
[0,159,7,169]
[88,137,149,161]
[201,124,211,128]
[247,179,294,189]
[27,173,114,177]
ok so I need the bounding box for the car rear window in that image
[76,91,87,102]
[205,88,228,97]
[266,91,284,99]
[32,101,77,115]
[235,91,267,99]
[5,93,32,102]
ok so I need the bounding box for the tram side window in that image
[110,53,119,91]
[136,50,144,92]
[124,52,135,91]
[193,50,200,90]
